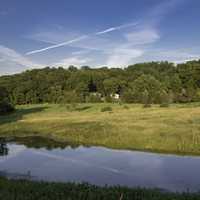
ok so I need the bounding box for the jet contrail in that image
[26,35,88,55]
[95,22,138,35]
[26,22,138,55]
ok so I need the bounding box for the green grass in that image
[1,103,200,155]
[0,177,200,200]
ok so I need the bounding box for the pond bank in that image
[1,138,200,192]
[1,103,200,155]
[0,177,199,200]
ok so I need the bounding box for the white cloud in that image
[0,45,41,75]
[0,45,37,66]
[125,29,160,45]
[24,9,163,68]
[71,50,90,56]
[60,27,158,68]
[25,22,138,55]
[53,57,92,67]
[155,49,200,64]
[101,27,160,67]
[100,0,184,67]
[106,48,144,68]
[21,0,187,69]
[132,48,200,65]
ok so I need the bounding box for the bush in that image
[86,94,102,103]
[0,101,15,115]
[160,103,170,108]
[143,104,151,108]
[101,106,112,112]
[123,105,129,109]
[105,95,113,103]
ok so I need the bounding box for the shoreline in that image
[1,103,200,156]
[0,177,199,199]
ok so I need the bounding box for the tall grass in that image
[0,177,200,200]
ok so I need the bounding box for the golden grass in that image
[1,103,200,155]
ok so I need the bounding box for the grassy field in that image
[1,177,200,200]
[1,103,200,155]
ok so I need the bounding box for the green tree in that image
[0,60,200,105]
[0,87,14,114]
[103,78,120,96]
[127,75,164,103]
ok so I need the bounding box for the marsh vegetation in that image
[0,177,200,200]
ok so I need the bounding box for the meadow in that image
[1,103,200,155]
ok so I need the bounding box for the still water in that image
[0,137,200,192]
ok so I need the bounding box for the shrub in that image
[101,106,112,112]
[123,105,129,109]
[143,104,151,108]
[160,103,170,108]
[105,95,113,103]
[0,101,15,115]
[86,94,102,103]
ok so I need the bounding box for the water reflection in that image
[1,136,200,192]
[0,139,8,156]
[2,136,81,150]
[0,170,35,180]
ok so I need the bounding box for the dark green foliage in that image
[0,140,8,156]
[121,89,135,103]
[143,103,152,108]
[1,60,200,105]
[101,106,112,112]
[62,91,83,103]
[0,178,200,200]
[0,87,14,115]
[160,103,170,108]
[105,95,113,103]
[86,93,102,103]
[65,104,92,112]
[2,136,80,150]
[0,101,14,114]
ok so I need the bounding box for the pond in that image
[0,136,200,192]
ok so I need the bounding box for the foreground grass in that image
[1,103,200,154]
[0,177,200,200]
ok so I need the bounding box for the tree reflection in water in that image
[0,139,8,156]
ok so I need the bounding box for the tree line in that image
[0,60,200,107]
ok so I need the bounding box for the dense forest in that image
[0,60,200,106]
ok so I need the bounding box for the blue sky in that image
[0,0,200,74]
